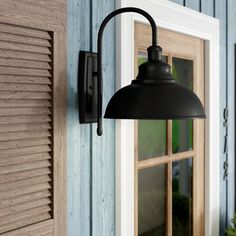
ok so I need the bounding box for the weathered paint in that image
[67,0,115,235]
[67,0,235,235]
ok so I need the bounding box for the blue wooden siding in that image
[67,0,235,235]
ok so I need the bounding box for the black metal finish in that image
[97,7,158,136]
[79,51,98,123]
[78,7,206,136]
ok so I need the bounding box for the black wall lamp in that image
[79,7,206,136]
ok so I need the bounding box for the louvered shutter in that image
[0,24,53,234]
[0,1,66,235]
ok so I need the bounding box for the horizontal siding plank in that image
[0,58,51,69]
[0,145,51,158]
[0,198,51,217]
[0,212,51,234]
[0,91,51,99]
[0,23,51,40]
[0,75,51,84]
[0,115,51,124]
[0,32,51,47]
[0,168,51,184]
[0,99,51,108]
[0,41,51,54]
[0,159,51,174]
[0,83,51,91]
[0,190,51,208]
[0,138,51,151]
[0,49,51,62]
[0,107,51,116]
[0,219,53,236]
[0,66,51,77]
[0,182,51,200]
[0,130,51,141]
[0,122,51,132]
[0,175,51,192]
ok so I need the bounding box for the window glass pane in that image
[138,120,167,160]
[172,158,193,236]
[138,165,167,236]
[138,52,168,160]
[172,57,193,153]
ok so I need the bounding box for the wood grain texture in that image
[226,0,236,226]
[91,0,116,235]
[201,0,214,16]
[214,0,228,234]
[0,0,66,234]
[185,0,200,11]
[67,0,91,235]
[66,0,234,235]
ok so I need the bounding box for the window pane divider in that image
[138,150,195,170]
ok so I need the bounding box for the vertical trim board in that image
[67,0,91,235]
[91,0,116,235]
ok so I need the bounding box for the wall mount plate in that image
[79,51,98,123]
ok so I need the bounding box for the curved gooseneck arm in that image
[97,7,157,136]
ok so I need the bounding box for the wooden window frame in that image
[115,0,220,236]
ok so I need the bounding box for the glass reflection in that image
[172,57,193,153]
[138,165,167,236]
[138,52,168,160]
[172,158,193,236]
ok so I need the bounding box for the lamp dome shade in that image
[104,50,206,120]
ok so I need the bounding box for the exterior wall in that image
[67,0,115,235]
[67,0,236,235]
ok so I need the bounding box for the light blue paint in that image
[227,0,236,226]
[67,0,91,235]
[67,0,235,235]
[185,0,200,10]
[67,0,115,235]
[91,1,116,235]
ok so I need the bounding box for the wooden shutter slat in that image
[0,175,51,192]
[0,213,51,234]
[0,159,51,175]
[0,91,51,99]
[0,58,51,69]
[0,20,56,234]
[0,145,51,158]
[0,219,53,236]
[0,99,51,108]
[0,41,51,54]
[0,205,51,225]
[0,66,51,77]
[0,23,51,40]
[0,152,51,166]
[0,198,51,217]
[0,138,51,151]
[0,83,51,91]
[0,190,51,208]
[0,182,51,200]
[0,115,51,124]
[0,32,51,47]
[0,130,51,141]
[0,108,51,116]
[0,212,51,233]
[0,123,51,133]
[0,168,51,184]
[0,49,51,62]
[0,75,51,84]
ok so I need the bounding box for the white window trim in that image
[115,0,220,236]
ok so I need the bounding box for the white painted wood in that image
[116,0,220,236]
